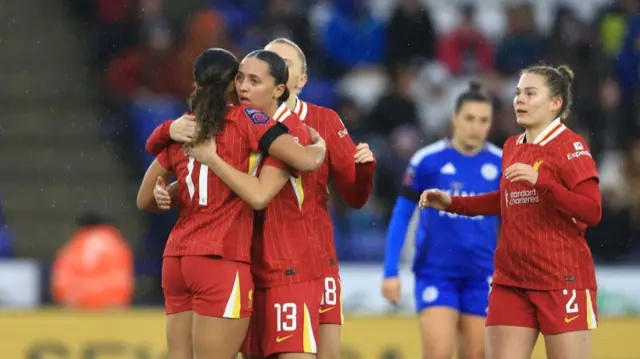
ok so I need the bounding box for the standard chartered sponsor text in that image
[509,189,539,205]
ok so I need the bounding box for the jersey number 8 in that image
[320,277,338,306]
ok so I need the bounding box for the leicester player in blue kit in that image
[382,81,501,359]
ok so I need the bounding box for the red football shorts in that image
[241,279,323,357]
[319,274,343,325]
[486,284,598,335]
[162,256,254,318]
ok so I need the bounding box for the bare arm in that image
[205,156,289,210]
[267,133,326,172]
[137,159,175,212]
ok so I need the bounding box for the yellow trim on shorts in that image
[302,303,317,353]
[585,289,597,330]
[223,271,241,319]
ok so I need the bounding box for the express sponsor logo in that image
[567,150,591,160]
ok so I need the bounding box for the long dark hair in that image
[190,48,239,143]
[244,50,290,104]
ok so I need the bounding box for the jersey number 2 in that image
[563,289,579,314]
[185,156,208,205]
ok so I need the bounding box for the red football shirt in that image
[495,119,599,290]
[291,99,376,274]
[153,105,280,260]
[253,102,327,288]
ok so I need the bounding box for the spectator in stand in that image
[366,63,422,138]
[594,0,638,58]
[92,0,139,67]
[105,24,177,99]
[259,0,313,60]
[595,138,640,261]
[171,9,240,99]
[437,3,494,76]
[545,5,610,141]
[321,0,385,77]
[386,0,436,70]
[495,3,545,75]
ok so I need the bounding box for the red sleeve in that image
[156,146,173,172]
[282,116,311,145]
[145,120,173,156]
[536,176,601,227]
[448,190,501,216]
[324,111,375,208]
[557,137,599,190]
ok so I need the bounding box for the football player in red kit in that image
[136,49,326,359]
[148,50,328,359]
[199,50,325,359]
[419,64,601,359]
[264,38,376,359]
[153,40,377,359]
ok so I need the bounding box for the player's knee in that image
[423,349,455,359]
[459,349,485,359]
[317,350,340,359]
[423,354,452,359]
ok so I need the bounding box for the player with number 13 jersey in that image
[137,49,326,359]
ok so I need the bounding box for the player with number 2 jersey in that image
[420,64,601,359]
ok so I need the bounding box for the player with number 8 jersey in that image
[137,49,326,359]
[265,39,377,338]
[139,50,324,332]
[144,50,330,358]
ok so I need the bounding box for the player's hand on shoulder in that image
[186,138,218,165]
[381,277,401,304]
[504,162,538,186]
[154,177,171,210]
[306,125,324,144]
[170,114,197,143]
[354,143,375,164]
[419,189,451,210]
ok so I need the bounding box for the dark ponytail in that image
[190,48,239,143]
[280,87,290,103]
[245,50,290,104]
[189,85,227,143]
[454,80,490,112]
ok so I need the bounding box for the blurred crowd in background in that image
[3,0,640,305]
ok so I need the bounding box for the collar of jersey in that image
[517,117,565,146]
[293,97,308,120]
[273,102,292,123]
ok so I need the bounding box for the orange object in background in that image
[51,224,134,309]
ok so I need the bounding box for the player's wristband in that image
[259,122,289,152]
[399,187,420,203]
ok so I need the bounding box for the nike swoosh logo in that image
[565,315,579,323]
[319,307,335,314]
[276,335,293,343]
